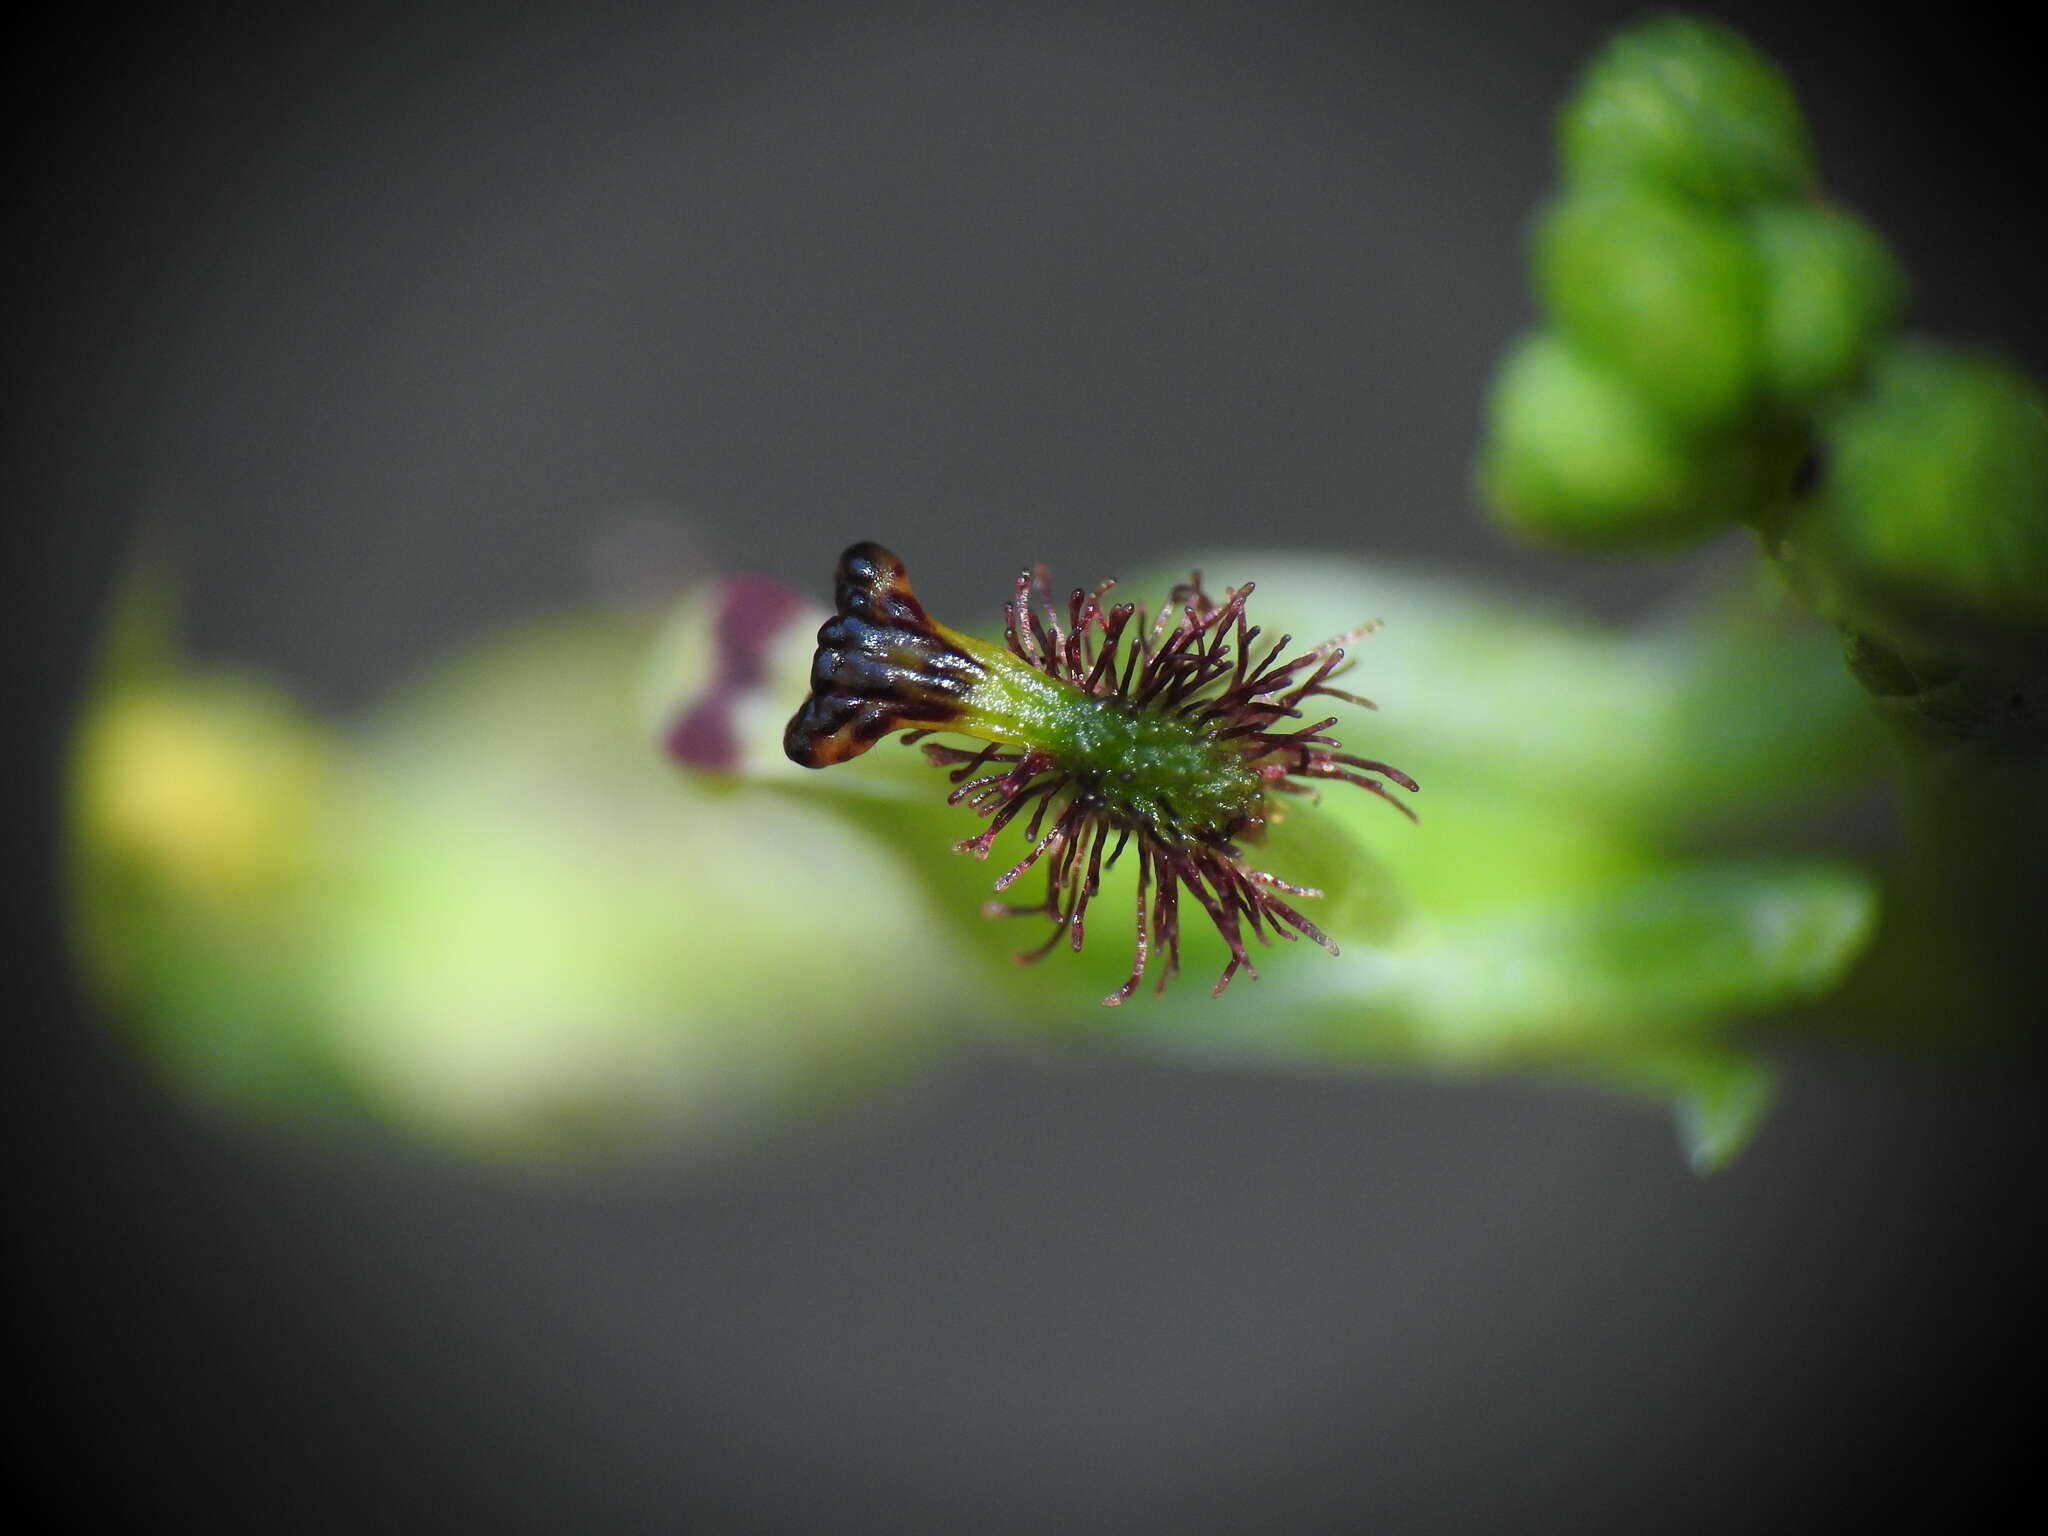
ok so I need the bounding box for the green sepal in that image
[1672,1053,1780,1174]
[1167,552,1881,838]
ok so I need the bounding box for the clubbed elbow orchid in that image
[64,12,1925,1174]
[784,543,1418,1004]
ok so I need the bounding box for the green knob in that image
[1480,331,1715,546]
[1537,185,1763,428]
[1749,203,1907,406]
[1560,15,1816,207]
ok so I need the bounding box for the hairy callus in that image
[787,543,1417,1003]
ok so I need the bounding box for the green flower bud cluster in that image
[1481,16,1905,547]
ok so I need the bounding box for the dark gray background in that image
[11,3,2044,1531]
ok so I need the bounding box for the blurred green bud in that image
[1480,331,1719,546]
[1537,186,1762,428]
[1748,203,1907,406]
[1811,342,2048,650]
[1559,15,1816,207]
